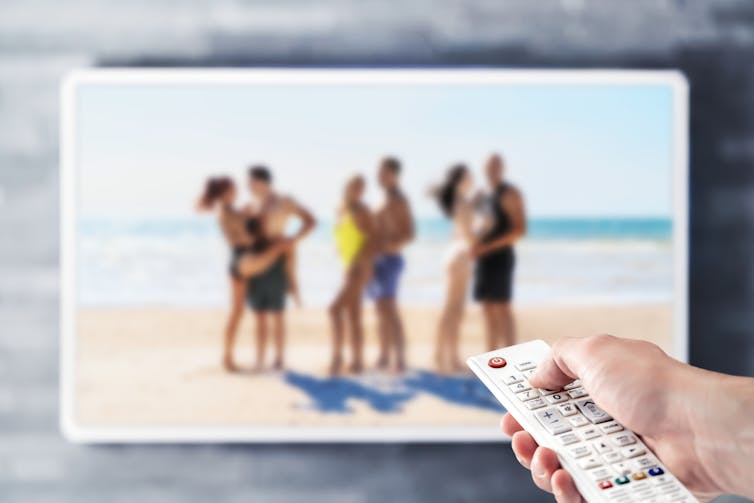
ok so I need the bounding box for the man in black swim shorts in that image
[246,165,316,371]
[472,154,527,351]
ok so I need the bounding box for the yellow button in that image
[631,472,648,481]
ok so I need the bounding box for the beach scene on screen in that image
[74,82,675,427]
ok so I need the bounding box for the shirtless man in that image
[472,154,526,351]
[368,157,415,372]
[246,165,316,370]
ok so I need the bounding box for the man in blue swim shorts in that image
[368,157,415,372]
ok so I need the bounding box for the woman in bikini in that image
[433,164,475,374]
[328,175,376,376]
[196,176,293,372]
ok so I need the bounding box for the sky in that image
[76,81,675,219]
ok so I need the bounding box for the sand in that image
[75,303,672,427]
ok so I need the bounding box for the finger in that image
[530,446,561,493]
[529,335,614,390]
[500,413,524,436]
[552,469,585,503]
[511,431,538,469]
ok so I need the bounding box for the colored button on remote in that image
[615,476,631,485]
[648,467,665,476]
[598,480,613,490]
[488,357,507,368]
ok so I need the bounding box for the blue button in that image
[648,467,664,476]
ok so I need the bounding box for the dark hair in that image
[248,165,272,183]
[436,164,468,217]
[381,156,401,175]
[197,176,234,211]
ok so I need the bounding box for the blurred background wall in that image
[0,1,752,501]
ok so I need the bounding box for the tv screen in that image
[60,69,688,441]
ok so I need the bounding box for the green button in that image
[615,476,630,485]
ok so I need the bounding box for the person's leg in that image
[383,298,406,372]
[328,281,348,376]
[498,301,516,347]
[435,269,455,373]
[346,295,364,373]
[271,311,285,370]
[223,277,246,371]
[374,299,390,369]
[254,311,268,371]
[481,301,498,352]
[446,261,471,371]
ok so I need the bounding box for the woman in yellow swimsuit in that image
[328,174,376,376]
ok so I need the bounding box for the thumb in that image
[529,335,606,390]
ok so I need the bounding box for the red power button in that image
[488,357,507,368]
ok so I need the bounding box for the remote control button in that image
[621,445,646,458]
[563,380,582,390]
[633,456,657,471]
[588,467,614,482]
[648,467,665,477]
[612,462,632,476]
[557,403,578,416]
[611,433,637,447]
[523,369,536,379]
[578,456,602,470]
[569,414,589,427]
[632,471,648,481]
[600,422,624,434]
[526,398,546,410]
[488,357,507,368]
[516,390,540,402]
[581,427,602,440]
[539,388,557,395]
[602,452,623,464]
[558,432,580,445]
[501,373,523,385]
[508,381,531,393]
[569,445,591,458]
[515,361,536,371]
[567,387,588,399]
[593,439,613,454]
[576,398,612,424]
[598,480,613,490]
[545,392,568,404]
[534,408,572,435]
[614,475,631,485]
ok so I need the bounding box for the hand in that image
[279,237,295,252]
[471,243,487,258]
[502,334,754,502]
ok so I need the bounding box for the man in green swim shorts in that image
[246,165,316,371]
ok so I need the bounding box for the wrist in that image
[683,368,754,499]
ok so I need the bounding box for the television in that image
[60,69,688,442]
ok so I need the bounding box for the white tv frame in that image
[60,68,689,443]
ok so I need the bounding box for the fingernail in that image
[535,470,547,478]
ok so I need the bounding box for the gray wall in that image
[0,1,752,502]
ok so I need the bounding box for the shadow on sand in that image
[285,370,504,414]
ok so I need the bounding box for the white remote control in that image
[467,340,698,503]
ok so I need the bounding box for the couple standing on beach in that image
[433,154,527,373]
[197,166,316,372]
[328,157,415,376]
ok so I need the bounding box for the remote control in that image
[467,340,698,503]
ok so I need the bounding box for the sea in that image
[78,217,673,308]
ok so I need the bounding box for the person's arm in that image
[474,188,526,256]
[236,240,292,278]
[287,197,317,242]
[502,334,754,503]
